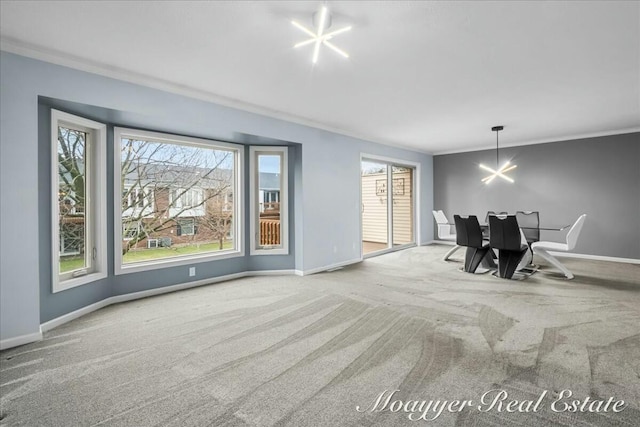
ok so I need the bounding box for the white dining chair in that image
[516,228,533,271]
[433,210,463,261]
[531,214,587,279]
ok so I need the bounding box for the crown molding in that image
[0,36,432,156]
[7,36,632,158]
[432,127,640,156]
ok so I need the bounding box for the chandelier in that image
[480,126,517,184]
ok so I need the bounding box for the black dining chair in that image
[483,211,508,245]
[485,211,509,224]
[516,211,540,261]
[454,215,495,273]
[489,215,529,279]
[516,210,539,241]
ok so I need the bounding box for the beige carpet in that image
[1,245,639,426]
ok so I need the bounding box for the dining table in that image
[447,221,572,276]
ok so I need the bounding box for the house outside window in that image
[123,187,152,209]
[260,189,280,212]
[114,127,243,275]
[171,188,203,209]
[222,192,233,211]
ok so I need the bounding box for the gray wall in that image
[434,133,640,259]
[0,51,433,343]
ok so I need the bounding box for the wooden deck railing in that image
[260,202,280,213]
[260,219,280,245]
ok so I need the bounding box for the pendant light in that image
[480,126,517,184]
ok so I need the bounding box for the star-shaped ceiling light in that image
[292,5,351,64]
[480,126,517,184]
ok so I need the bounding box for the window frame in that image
[177,218,196,236]
[51,110,107,293]
[114,127,244,275]
[250,146,289,255]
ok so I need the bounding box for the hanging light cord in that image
[496,130,499,168]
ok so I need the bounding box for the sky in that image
[259,155,281,174]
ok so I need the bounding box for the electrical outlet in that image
[189,267,196,277]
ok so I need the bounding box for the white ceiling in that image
[1,1,639,154]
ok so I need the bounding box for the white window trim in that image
[51,110,108,293]
[114,127,244,275]
[250,146,289,255]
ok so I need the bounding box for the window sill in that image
[53,271,107,293]
[115,248,244,275]
[251,248,289,256]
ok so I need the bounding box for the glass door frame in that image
[360,154,420,258]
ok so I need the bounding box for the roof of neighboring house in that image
[119,165,280,191]
[259,172,280,191]
[122,164,233,189]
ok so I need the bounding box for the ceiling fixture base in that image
[292,5,352,64]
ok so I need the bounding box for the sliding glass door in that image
[392,166,414,246]
[361,159,415,256]
[361,161,389,254]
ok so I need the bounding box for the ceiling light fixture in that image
[292,5,351,64]
[480,126,517,184]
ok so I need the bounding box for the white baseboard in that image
[548,251,640,265]
[10,249,637,350]
[111,273,250,305]
[40,274,253,335]
[0,331,43,350]
[424,240,456,246]
[41,298,114,333]
[5,270,298,350]
[39,264,359,339]
[248,269,297,276]
[300,258,363,276]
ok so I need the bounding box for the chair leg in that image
[481,250,497,269]
[534,248,574,279]
[498,250,526,279]
[465,247,490,273]
[517,249,533,271]
[443,245,462,261]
